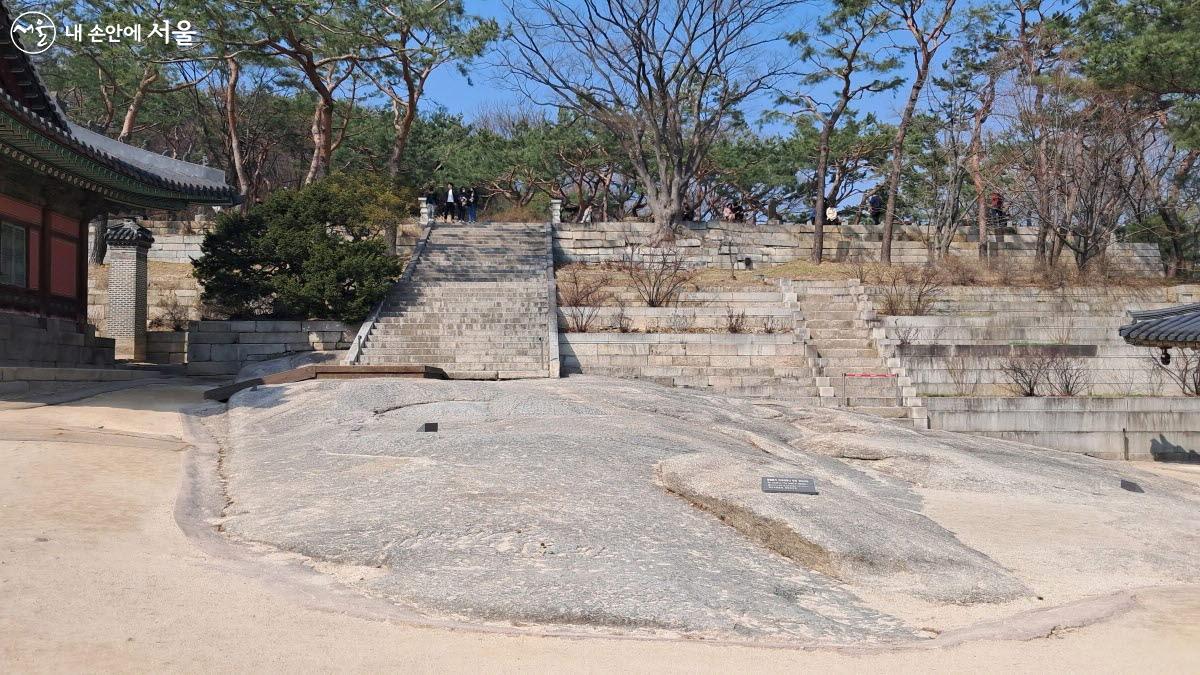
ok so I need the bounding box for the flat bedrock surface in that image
[220,376,1200,644]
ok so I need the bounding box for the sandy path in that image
[1,383,1198,672]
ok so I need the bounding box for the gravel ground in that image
[218,375,1200,644]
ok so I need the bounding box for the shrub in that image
[1046,356,1092,396]
[1000,355,1050,396]
[937,255,980,285]
[620,244,697,307]
[1154,348,1200,396]
[557,265,613,332]
[725,306,748,333]
[879,265,944,316]
[194,175,404,323]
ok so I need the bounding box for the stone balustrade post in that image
[418,196,430,226]
[105,218,154,361]
[550,199,562,225]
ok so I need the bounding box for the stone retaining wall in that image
[926,396,1200,461]
[146,331,188,365]
[184,320,355,376]
[556,306,796,333]
[89,218,212,264]
[553,221,1163,275]
[871,285,1200,397]
[87,265,203,334]
[0,311,115,369]
[559,332,816,396]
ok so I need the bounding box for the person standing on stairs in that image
[464,186,478,222]
[424,185,440,222]
[442,182,458,221]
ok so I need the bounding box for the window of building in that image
[0,222,28,288]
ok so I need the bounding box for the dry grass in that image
[555,254,1174,306]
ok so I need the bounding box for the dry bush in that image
[937,255,980,285]
[847,252,881,284]
[1001,355,1051,396]
[557,265,613,332]
[620,244,698,307]
[879,265,945,316]
[893,325,919,348]
[149,293,192,331]
[1036,263,1077,290]
[613,302,633,333]
[945,356,983,396]
[1110,367,1141,397]
[762,316,784,334]
[1050,324,1075,345]
[725,306,748,333]
[987,258,1020,286]
[666,311,696,333]
[1153,348,1200,396]
[1046,356,1092,396]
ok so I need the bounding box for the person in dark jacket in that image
[441,182,458,221]
[868,193,884,225]
[424,185,440,220]
[464,187,478,222]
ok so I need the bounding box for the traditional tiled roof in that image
[0,2,238,210]
[104,218,155,246]
[1119,303,1200,349]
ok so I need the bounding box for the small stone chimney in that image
[105,218,154,361]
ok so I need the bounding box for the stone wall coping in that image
[560,333,795,344]
[924,396,1200,412]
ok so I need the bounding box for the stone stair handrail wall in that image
[346,222,434,365]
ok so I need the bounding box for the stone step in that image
[814,347,878,358]
[365,335,547,344]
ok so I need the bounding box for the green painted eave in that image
[0,106,235,210]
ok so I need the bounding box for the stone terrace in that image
[553,220,1163,275]
[870,285,1200,397]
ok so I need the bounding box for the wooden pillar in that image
[38,204,49,323]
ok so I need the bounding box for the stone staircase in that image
[353,221,555,379]
[788,279,925,424]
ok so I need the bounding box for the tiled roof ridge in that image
[0,82,236,200]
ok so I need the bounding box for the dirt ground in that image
[1,383,1199,672]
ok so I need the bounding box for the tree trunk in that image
[304,98,333,185]
[117,67,158,143]
[880,62,930,264]
[968,82,994,260]
[224,58,250,206]
[89,213,107,265]
[388,96,418,178]
[812,124,833,264]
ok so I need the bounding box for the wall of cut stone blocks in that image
[558,332,814,392]
[145,331,188,365]
[552,221,1164,276]
[88,267,204,333]
[89,218,213,264]
[0,311,115,369]
[925,396,1200,460]
[182,320,355,375]
[556,306,796,334]
[869,285,1200,397]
